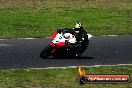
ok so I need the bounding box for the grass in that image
[0,65,132,88]
[0,0,131,38]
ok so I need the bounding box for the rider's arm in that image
[80,31,88,43]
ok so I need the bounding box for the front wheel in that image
[40,45,52,59]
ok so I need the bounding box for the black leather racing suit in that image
[73,28,89,54]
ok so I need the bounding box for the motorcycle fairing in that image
[51,32,77,47]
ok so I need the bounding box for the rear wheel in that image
[40,45,52,59]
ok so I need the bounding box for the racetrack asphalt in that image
[0,36,132,69]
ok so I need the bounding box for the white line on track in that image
[27,64,132,69]
[0,39,6,40]
[0,38,37,40]
[101,35,118,36]
[18,38,37,40]
[0,44,11,46]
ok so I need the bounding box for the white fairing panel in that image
[52,33,77,44]
[87,33,92,40]
[68,36,77,43]
[52,33,65,43]
[64,33,77,43]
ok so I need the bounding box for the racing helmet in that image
[74,21,83,33]
[75,21,83,29]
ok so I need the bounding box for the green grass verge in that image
[0,65,132,88]
[0,0,132,38]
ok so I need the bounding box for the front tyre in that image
[40,45,52,59]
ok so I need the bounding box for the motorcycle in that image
[40,29,92,58]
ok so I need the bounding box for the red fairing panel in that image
[56,42,65,46]
[51,43,55,47]
[51,32,58,41]
[51,32,65,47]
[50,42,65,47]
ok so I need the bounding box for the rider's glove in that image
[82,38,85,40]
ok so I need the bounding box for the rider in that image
[57,22,88,56]
[73,21,89,56]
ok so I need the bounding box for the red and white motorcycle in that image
[40,29,92,58]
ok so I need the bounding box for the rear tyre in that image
[40,45,52,59]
